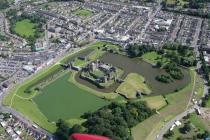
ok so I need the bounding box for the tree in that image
[163,130,174,138]
[127,43,155,57]
[81,101,155,139]
[0,0,9,10]
[54,119,69,140]
[156,61,162,68]
[69,124,83,135]
[203,131,210,138]
[177,136,185,140]
[180,122,191,133]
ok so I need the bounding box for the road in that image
[156,106,197,140]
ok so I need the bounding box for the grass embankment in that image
[116,73,152,99]
[140,95,167,110]
[194,75,204,101]
[14,19,36,37]
[132,70,195,140]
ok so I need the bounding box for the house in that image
[174,120,182,126]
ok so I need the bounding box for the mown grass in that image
[11,97,56,132]
[142,51,170,65]
[34,72,109,121]
[14,19,36,37]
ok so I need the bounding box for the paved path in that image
[156,70,197,140]
[156,107,196,140]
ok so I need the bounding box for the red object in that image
[70,133,110,140]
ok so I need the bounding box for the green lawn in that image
[189,113,207,133]
[34,72,109,121]
[116,73,152,99]
[11,96,56,132]
[73,58,87,67]
[74,8,93,18]
[132,70,195,140]
[140,95,167,110]
[14,19,36,37]
[142,51,169,65]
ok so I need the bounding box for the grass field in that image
[132,70,195,140]
[74,8,93,18]
[14,19,36,37]
[140,95,167,110]
[189,113,207,133]
[116,73,152,99]
[142,51,170,65]
[34,72,109,121]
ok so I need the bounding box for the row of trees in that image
[155,63,184,83]
[162,43,196,67]
[55,101,155,140]
[200,51,210,81]
[155,74,172,83]
[201,93,210,107]
[164,63,184,80]
[127,43,155,57]
[7,10,46,50]
[127,43,196,68]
